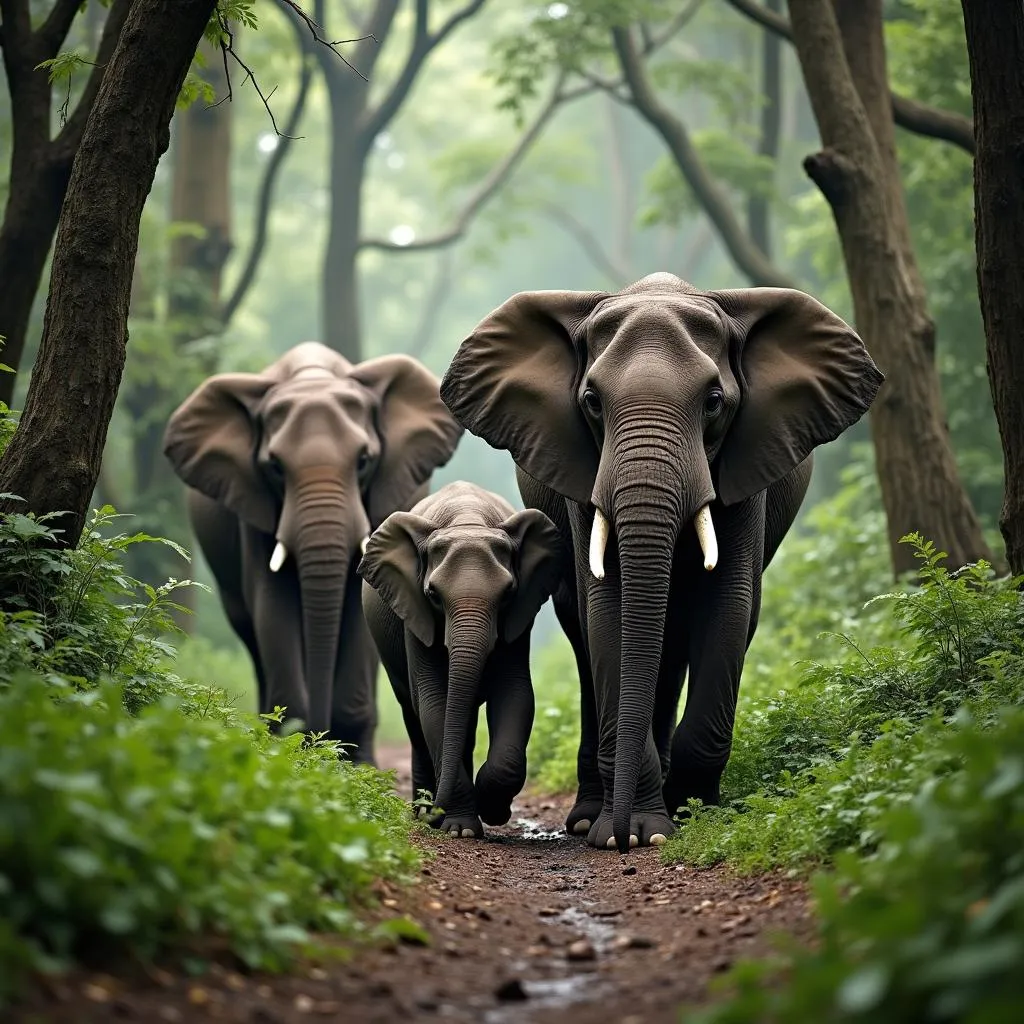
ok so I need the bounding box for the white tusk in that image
[694,505,718,571]
[360,535,369,555]
[269,541,288,573]
[589,508,609,581]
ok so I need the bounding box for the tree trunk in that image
[0,0,217,546]
[787,0,992,575]
[747,0,782,257]
[960,0,1024,574]
[323,80,369,362]
[0,0,130,407]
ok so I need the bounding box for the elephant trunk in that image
[288,472,364,734]
[433,608,492,821]
[607,421,712,853]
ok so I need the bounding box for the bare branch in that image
[408,248,456,359]
[359,77,564,253]
[721,0,975,155]
[52,0,130,164]
[221,22,314,326]
[278,0,370,81]
[538,200,630,286]
[361,0,488,143]
[611,25,796,288]
[36,0,82,59]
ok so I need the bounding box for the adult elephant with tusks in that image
[164,342,463,761]
[441,273,883,852]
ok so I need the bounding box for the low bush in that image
[0,500,422,1003]
[689,703,1024,1023]
[527,636,582,794]
[664,536,1024,871]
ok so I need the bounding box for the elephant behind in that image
[163,342,463,761]
[441,273,883,851]
[359,481,562,837]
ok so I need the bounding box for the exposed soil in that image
[12,744,812,1023]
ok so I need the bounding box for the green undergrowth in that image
[662,535,1024,872]
[0,499,422,1003]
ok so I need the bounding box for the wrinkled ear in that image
[440,290,609,504]
[357,512,436,646]
[163,373,277,532]
[500,509,563,643]
[707,288,884,506]
[351,355,463,528]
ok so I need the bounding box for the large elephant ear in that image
[500,508,563,643]
[440,290,609,505]
[163,373,277,532]
[707,287,884,506]
[358,512,436,647]
[351,355,463,527]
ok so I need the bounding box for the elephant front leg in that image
[585,554,675,850]
[475,635,535,826]
[407,637,482,839]
[250,570,308,729]
[663,506,762,817]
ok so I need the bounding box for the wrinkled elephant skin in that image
[360,481,562,837]
[164,342,463,760]
[440,273,883,851]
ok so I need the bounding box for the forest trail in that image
[16,745,811,1024]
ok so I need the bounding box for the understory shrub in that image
[0,500,422,1002]
[690,703,1024,1023]
[663,535,1024,871]
[527,636,582,793]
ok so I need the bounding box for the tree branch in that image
[611,25,796,288]
[52,0,130,164]
[721,0,975,155]
[538,200,630,286]
[407,247,455,359]
[36,0,82,59]
[361,0,488,142]
[220,12,314,327]
[359,76,563,253]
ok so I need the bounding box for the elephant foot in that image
[565,797,604,837]
[476,792,514,827]
[437,813,484,839]
[475,762,524,826]
[586,810,676,851]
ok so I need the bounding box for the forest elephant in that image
[440,273,883,851]
[163,342,463,762]
[359,481,562,837]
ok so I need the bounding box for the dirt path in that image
[16,745,811,1023]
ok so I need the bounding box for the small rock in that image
[566,939,597,962]
[226,972,247,990]
[415,995,439,1012]
[382,898,398,908]
[294,994,315,1013]
[454,903,476,914]
[537,906,561,917]
[256,985,274,999]
[494,978,529,1002]
[612,934,657,951]
[477,908,493,921]
[589,904,623,917]
[187,987,210,1006]
[157,1009,182,1023]
[84,983,111,1003]
[428,900,443,911]
[622,866,637,876]
[443,941,461,957]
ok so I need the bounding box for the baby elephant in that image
[359,481,562,838]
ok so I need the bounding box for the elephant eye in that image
[425,582,441,605]
[704,389,725,418]
[357,450,371,475]
[582,388,602,416]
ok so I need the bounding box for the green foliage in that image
[662,536,1024,873]
[33,52,94,85]
[527,637,583,794]
[0,504,205,711]
[0,677,419,999]
[0,497,421,1002]
[689,704,1024,1023]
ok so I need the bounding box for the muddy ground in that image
[13,745,812,1023]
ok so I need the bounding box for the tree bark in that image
[960,0,1024,574]
[0,0,130,407]
[787,0,992,575]
[747,0,782,257]
[0,0,217,546]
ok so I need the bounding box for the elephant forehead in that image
[586,294,729,361]
[427,529,514,567]
[261,378,373,422]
